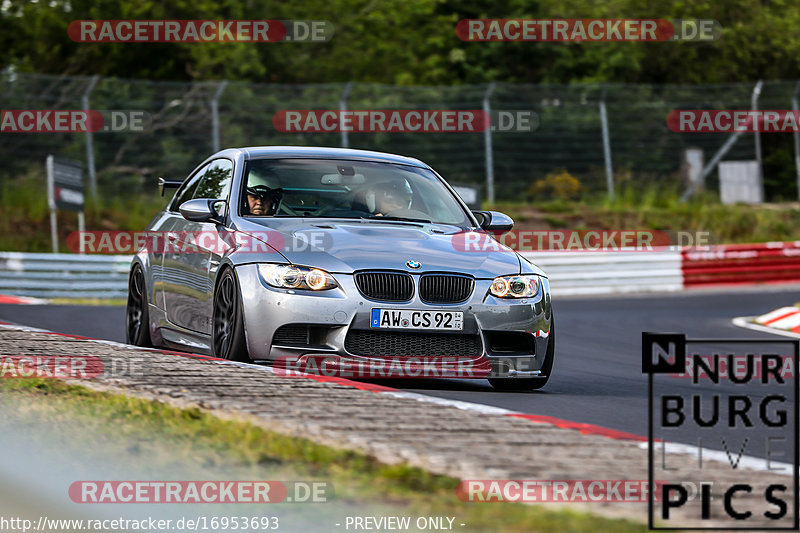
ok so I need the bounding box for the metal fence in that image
[3,72,800,202]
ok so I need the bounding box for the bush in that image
[528,168,582,200]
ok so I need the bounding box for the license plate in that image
[370,309,463,330]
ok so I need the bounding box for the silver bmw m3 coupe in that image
[126,146,554,391]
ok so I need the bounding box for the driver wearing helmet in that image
[244,169,282,216]
[246,185,282,216]
[373,181,413,216]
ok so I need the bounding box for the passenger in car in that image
[373,181,413,216]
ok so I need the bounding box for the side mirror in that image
[158,177,183,197]
[473,210,514,232]
[179,198,226,223]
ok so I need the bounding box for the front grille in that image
[345,330,482,357]
[419,274,474,303]
[354,271,413,301]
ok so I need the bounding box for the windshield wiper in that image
[362,215,432,224]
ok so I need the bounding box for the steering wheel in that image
[311,204,338,217]
[276,198,301,216]
[313,203,372,218]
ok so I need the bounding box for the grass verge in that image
[0,175,798,251]
[492,187,800,244]
[0,378,650,533]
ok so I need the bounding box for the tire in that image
[489,318,555,392]
[126,264,153,347]
[211,268,251,362]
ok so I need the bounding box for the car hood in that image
[235,218,523,278]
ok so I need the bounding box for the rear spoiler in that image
[158,177,183,197]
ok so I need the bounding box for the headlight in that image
[258,264,338,291]
[489,274,539,298]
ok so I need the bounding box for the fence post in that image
[751,80,764,202]
[211,80,228,152]
[82,75,100,199]
[46,155,57,253]
[599,86,614,202]
[792,81,800,201]
[483,82,496,204]
[339,82,353,148]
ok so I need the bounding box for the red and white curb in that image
[733,305,800,339]
[0,294,47,305]
[0,321,790,475]
[755,306,800,332]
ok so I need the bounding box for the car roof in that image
[235,146,430,169]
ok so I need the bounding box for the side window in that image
[170,163,209,212]
[193,159,233,201]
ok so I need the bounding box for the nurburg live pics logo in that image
[642,332,799,530]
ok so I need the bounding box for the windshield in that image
[239,158,471,226]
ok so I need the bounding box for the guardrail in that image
[0,250,685,300]
[0,252,132,299]
[521,250,684,296]
[0,244,796,301]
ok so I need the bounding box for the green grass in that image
[493,185,800,244]
[5,173,796,252]
[0,379,651,532]
[0,172,167,252]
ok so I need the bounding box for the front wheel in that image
[126,264,153,347]
[212,268,250,362]
[489,318,555,392]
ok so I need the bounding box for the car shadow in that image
[365,377,493,391]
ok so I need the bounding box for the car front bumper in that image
[236,264,553,379]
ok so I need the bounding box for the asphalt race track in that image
[3,285,798,460]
